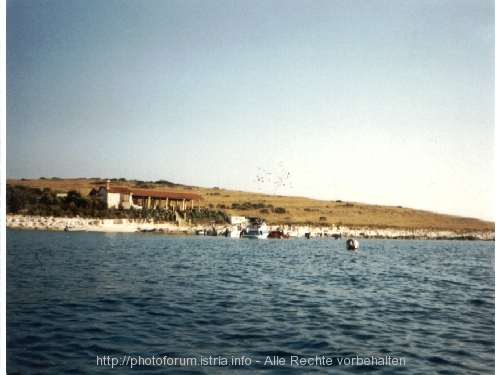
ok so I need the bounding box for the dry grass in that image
[7,177,494,232]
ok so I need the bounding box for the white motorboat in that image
[64,226,88,232]
[240,217,269,239]
[222,226,242,237]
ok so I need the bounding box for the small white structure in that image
[229,216,246,225]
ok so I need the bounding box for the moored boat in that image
[222,226,242,237]
[203,221,218,236]
[268,230,290,239]
[204,228,218,236]
[240,217,269,239]
[64,226,88,232]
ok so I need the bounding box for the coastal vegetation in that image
[6,184,228,224]
[6,177,495,232]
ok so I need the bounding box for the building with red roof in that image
[97,180,204,210]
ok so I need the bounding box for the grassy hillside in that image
[6,177,494,232]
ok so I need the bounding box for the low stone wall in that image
[5,215,191,233]
[336,227,495,241]
[289,225,494,241]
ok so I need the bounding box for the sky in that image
[5,0,495,221]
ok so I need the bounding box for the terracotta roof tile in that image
[107,187,132,193]
[130,189,204,200]
[101,186,203,201]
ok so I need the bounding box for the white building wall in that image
[107,193,121,209]
[122,194,134,209]
[98,189,122,209]
[230,216,246,225]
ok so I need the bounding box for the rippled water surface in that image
[7,230,494,374]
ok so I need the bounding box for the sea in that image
[6,230,495,374]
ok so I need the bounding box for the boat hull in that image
[241,231,269,239]
[64,227,88,232]
[240,217,269,239]
[222,227,241,237]
[268,230,290,239]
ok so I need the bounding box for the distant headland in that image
[5,177,494,240]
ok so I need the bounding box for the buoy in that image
[346,239,359,250]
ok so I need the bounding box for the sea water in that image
[6,230,494,374]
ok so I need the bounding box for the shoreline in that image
[5,215,495,241]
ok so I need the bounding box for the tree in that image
[64,190,90,209]
[6,185,40,214]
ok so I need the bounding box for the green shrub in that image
[252,203,265,209]
[187,208,229,224]
[6,185,41,213]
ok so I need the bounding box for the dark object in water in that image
[141,228,157,233]
[346,239,359,250]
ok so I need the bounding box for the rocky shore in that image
[6,215,495,240]
[6,215,183,233]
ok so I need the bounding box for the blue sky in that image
[6,0,495,221]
